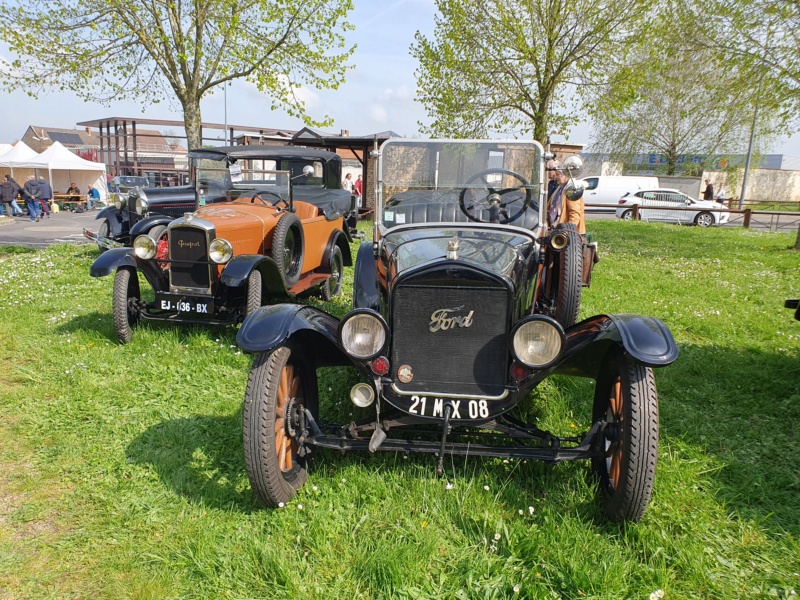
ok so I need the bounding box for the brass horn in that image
[549,231,569,251]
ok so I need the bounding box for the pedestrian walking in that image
[23,175,42,222]
[0,175,23,217]
[353,173,363,208]
[37,176,53,218]
[702,179,714,201]
[342,172,354,193]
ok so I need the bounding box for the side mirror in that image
[561,155,584,177]
[565,180,585,201]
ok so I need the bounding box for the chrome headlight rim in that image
[510,315,565,369]
[338,309,390,360]
[209,238,233,264]
[132,233,158,260]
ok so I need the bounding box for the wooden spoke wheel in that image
[592,349,659,522]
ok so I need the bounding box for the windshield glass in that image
[378,139,544,230]
[194,158,302,206]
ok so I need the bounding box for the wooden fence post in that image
[743,209,752,229]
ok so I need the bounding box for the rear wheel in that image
[112,268,141,344]
[272,213,304,288]
[694,212,714,227]
[243,345,318,507]
[592,349,659,522]
[245,269,262,317]
[321,246,344,300]
[553,223,583,328]
[620,209,634,221]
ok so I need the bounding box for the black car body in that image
[237,139,678,522]
[89,146,354,343]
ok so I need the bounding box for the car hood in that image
[187,204,284,255]
[382,225,537,282]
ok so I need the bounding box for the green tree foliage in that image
[411,0,654,143]
[685,0,800,131]
[0,0,355,149]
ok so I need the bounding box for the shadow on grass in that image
[126,411,261,512]
[657,343,800,536]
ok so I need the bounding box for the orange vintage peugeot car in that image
[89,146,354,343]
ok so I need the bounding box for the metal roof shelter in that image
[77,117,296,179]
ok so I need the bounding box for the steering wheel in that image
[251,191,285,207]
[458,168,532,224]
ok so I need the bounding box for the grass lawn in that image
[0,220,799,599]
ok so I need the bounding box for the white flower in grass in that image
[278,502,285,508]
[494,533,501,541]
[649,590,665,600]
[518,509,524,516]
[513,584,520,594]
[528,506,535,515]
[297,504,303,510]
[483,485,490,491]
[312,486,318,492]
[341,478,347,483]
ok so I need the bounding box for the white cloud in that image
[379,85,411,101]
[370,105,388,124]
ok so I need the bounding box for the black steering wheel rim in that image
[458,168,532,224]
[252,191,285,206]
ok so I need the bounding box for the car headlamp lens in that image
[114,193,126,210]
[209,238,233,264]
[133,234,157,260]
[339,311,387,359]
[134,192,149,215]
[511,317,564,368]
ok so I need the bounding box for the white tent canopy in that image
[0,143,13,158]
[11,141,107,199]
[0,140,41,184]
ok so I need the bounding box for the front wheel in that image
[245,269,263,317]
[272,213,304,287]
[694,212,715,227]
[112,268,141,344]
[243,345,318,507]
[97,219,111,253]
[321,246,344,300]
[592,349,659,522]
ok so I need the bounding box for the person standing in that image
[714,183,727,205]
[342,172,354,193]
[5,176,24,216]
[547,159,560,198]
[547,161,586,234]
[702,179,714,200]
[353,173,363,208]
[23,175,42,222]
[37,176,53,219]
[0,175,23,217]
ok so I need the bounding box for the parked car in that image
[579,175,659,211]
[89,146,353,343]
[786,299,800,321]
[615,188,729,227]
[117,176,150,193]
[236,138,678,522]
[87,147,358,252]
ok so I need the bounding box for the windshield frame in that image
[375,138,545,236]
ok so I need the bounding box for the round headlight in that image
[134,193,149,215]
[209,238,233,264]
[339,311,388,359]
[511,317,564,368]
[114,193,126,210]
[133,234,157,260]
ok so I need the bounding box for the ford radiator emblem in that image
[429,306,474,332]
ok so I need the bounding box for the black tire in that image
[245,269,262,317]
[553,224,583,328]
[112,268,141,344]
[243,346,318,507]
[694,212,714,227]
[592,349,659,522]
[321,246,344,300]
[272,213,304,287]
[620,209,634,221]
[97,219,111,253]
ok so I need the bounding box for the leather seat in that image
[386,201,539,230]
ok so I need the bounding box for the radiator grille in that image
[391,284,509,397]
[169,227,211,290]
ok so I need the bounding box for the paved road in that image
[0,209,101,248]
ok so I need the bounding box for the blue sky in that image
[1,0,799,155]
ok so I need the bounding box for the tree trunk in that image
[794,223,800,249]
[183,98,203,151]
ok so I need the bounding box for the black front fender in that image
[353,241,380,311]
[220,255,285,294]
[130,215,174,238]
[237,304,351,369]
[90,248,137,277]
[552,313,679,379]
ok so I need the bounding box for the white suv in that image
[615,188,729,227]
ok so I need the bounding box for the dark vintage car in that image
[236,139,679,522]
[786,298,800,320]
[89,146,353,343]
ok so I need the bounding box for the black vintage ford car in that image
[237,139,679,522]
